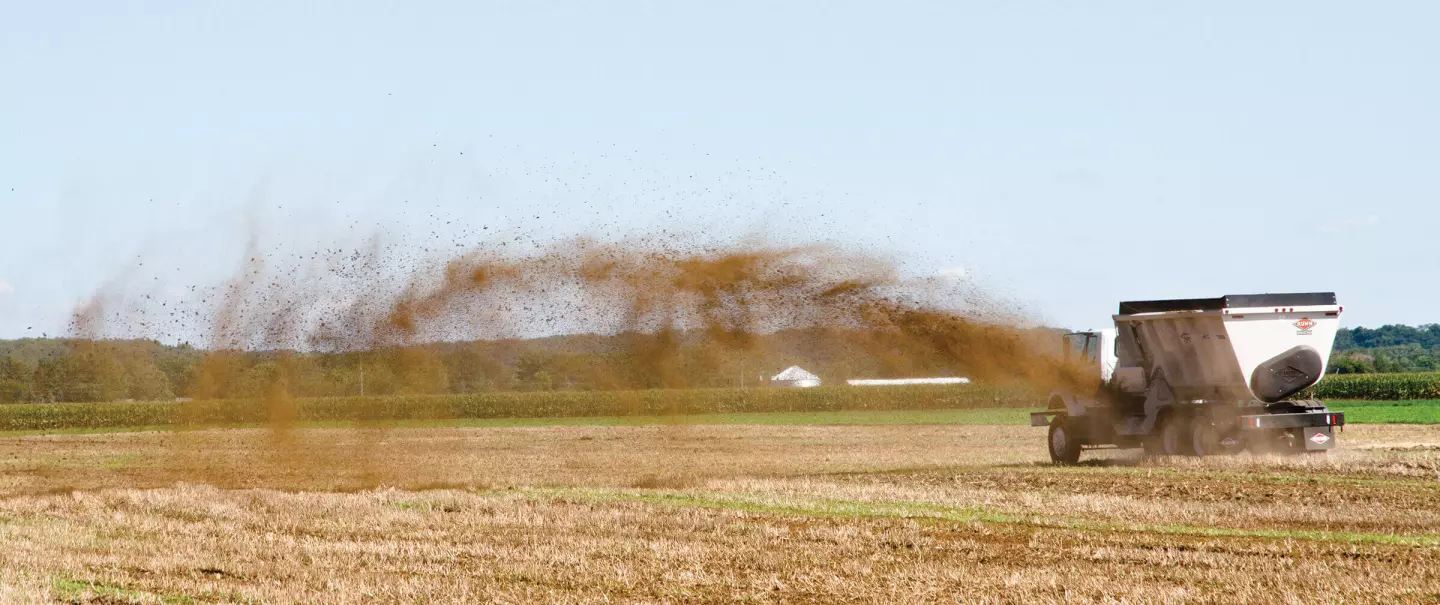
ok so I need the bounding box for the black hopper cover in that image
[1250,345,1325,403]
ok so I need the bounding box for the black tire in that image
[1048,416,1082,465]
[1160,413,1196,456]
[1191,421,1243,457]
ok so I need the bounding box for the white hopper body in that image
[1112,293,1341,403]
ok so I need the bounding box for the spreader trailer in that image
[1032,293,1346,464]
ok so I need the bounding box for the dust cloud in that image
[67,231,1094,486]
[75,232,1095,396]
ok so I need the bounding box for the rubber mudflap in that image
[1249,345,1324,403]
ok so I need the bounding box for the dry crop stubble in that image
[8,484,1434,604]
[0,423,1436,603]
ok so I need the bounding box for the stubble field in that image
[0,418,1438,603]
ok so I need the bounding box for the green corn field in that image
[0,384,1039,432]
[1311,372,1440,400]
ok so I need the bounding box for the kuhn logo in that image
[1294,318,1316,334]
[1310,432,1330,445]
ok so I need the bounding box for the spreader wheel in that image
[1048,416,1082,465]
[1191,421,1243,457]
[1160,414,1196,457]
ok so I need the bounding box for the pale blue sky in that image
[1,1,1436,340]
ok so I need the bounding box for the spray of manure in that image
[70,234,1096,488]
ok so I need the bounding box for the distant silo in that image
[771,366,821,388]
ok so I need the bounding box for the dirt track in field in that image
[1,423,1438,603]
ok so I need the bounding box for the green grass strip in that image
[51,575,197,605]
[0,408,1031,437]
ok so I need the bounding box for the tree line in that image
[0,329,993,404]
[1330,325,1440,374]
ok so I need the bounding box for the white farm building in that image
[771,366,821,388]
[846,377,971,386]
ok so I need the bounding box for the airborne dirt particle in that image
[71,233,1097,483]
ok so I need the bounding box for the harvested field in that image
[1,422,1438,603]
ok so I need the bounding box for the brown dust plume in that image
[71,234,1095,488]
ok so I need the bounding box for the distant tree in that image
[1373,354,1405,374]
[1328,354,1375,374]
[528,370,556,391]
[0,357,31,402]
[0,380,26,403]
[355,360,398,396]
[387,348,449,395]
[123,359,174,401]
[0,357,29,382]
[515,352,557,391]
[156,352,198,398]
[444,344,515,393]
[32,347,127,402]
[190,351,250,399]
[1414,355,1440,372]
